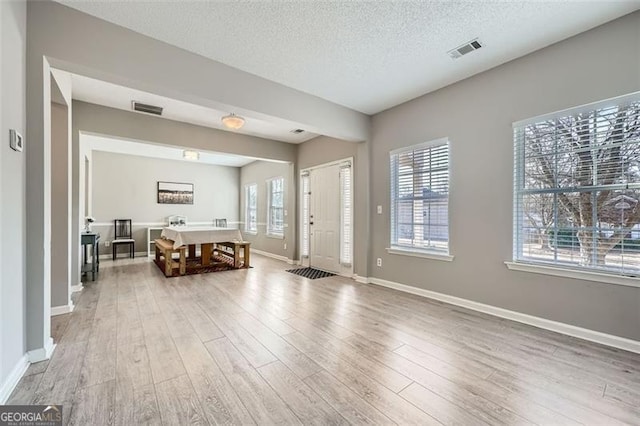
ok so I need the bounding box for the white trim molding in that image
[51,302,75,316]
[387,247,454,262]
[100,251,149,260]
[505,261,640,289]
[28,338,56,363]
[70,284,83,293]
[368,277,640,354]
[251,249,293,264]
[353,275,370,284]
[0,355,29,404]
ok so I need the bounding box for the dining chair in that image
[112,219,135,260]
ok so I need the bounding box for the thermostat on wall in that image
[10,129,23,152]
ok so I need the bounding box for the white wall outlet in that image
[104,241,110,247]
[377,205,382,214]
[284,209,288,216]
[284,243,287,250]
[376,257,382,267]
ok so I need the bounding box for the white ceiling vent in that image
[132,101,163,116]
[448,39,483,59]
[290,129,305,134]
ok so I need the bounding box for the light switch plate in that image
[9,129,23,152]
[377,205,382,214]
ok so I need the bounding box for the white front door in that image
[309,164,341,272]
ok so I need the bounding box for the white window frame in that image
[244,183,257,234]
[511,91,640,287]
[388,138,452,261]
[339,163,353,266]
[267,176,285,238]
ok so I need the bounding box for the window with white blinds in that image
[390,139,450,254]
[340,164,352,266]
[245,184,257,233]
[513,92,640,276]
[301,173,310,257]
[267,177,284,237]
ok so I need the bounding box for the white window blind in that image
[267,177,284,236]
[340,164,352,266]
[390,139,449,254]
[301,173,310,257]
[513,92,640,276]
[245,184,257,233]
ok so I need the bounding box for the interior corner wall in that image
[239,161,295,260]
[90,150,240,255]
[1,0,27,392]
[297,136,370,277]
[370,11,640,341]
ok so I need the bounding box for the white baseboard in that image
[27,338,56,363]
[99,251,148,260]
[251,249,290,263]
[0,354,30,404]
[368,277,640,355]
[70,284,83,293]
[353,275,370,284]
[51,302,74,316]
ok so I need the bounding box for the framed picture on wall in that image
[157,181,194,204]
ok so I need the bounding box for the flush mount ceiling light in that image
[183,150,199,160]
[221,113,245,130]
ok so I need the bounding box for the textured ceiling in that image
[57,1,640,114]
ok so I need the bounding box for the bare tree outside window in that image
[516,98,640,274]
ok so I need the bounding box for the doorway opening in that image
[300,158,353,276]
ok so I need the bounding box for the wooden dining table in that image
[160,226,245,267]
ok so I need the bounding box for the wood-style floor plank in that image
[174,333,256,425]
[205,338,302,425]
[154,375,207,426]
[6,372,43,405]
[13,255,640,426]
[303,371,395,425]
[257,361,347,425]
[67,380,116,426]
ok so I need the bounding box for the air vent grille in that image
[448,39,483,59]
[132,101,163,116]
[290,129,305,134]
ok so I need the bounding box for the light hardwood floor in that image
[8,255,640,425]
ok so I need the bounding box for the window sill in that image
[266,233,284,240]
[386,247,454,262]
[504,261,640,288]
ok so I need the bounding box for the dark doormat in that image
[286,267,336,279]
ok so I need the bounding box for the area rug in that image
[154,255,241,277]
[286,267,336,280]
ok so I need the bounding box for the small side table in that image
[81,232,100,281]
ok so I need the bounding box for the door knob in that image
[310,222,314,225]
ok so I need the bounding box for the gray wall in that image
[239,161,295,259]
[1,0,26,391]
[91,150,240,254]
[370,11,640,340]
[51,100,71,308]
[297,136,370,277]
